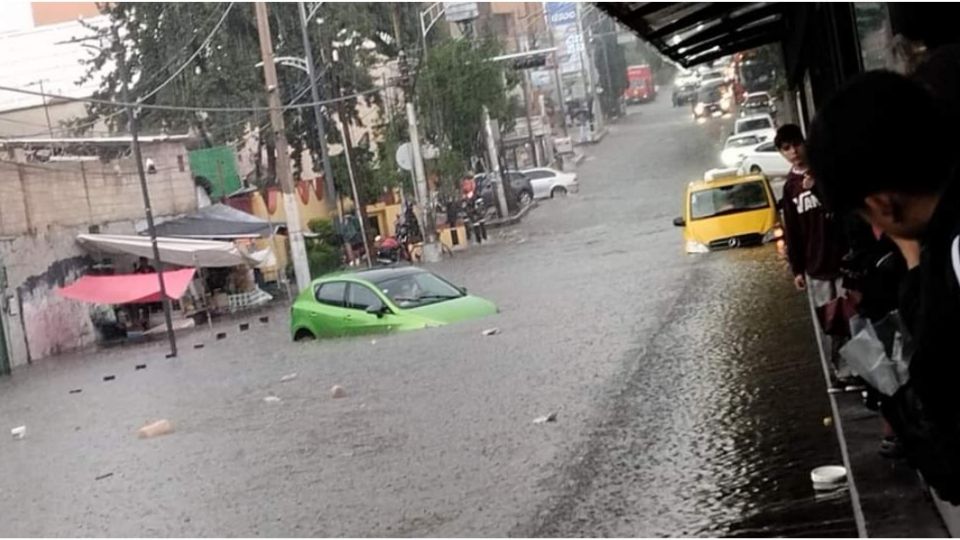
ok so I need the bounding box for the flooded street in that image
[0,97,854,536]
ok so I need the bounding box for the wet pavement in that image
[0,98,854,536]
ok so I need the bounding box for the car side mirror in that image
[673,217,685,227]
[459,286,468,295]
[365,304,387,318]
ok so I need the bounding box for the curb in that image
[486,201,538,229]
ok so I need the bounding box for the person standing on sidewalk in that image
[807,69,960,503]
[775,124,851,384]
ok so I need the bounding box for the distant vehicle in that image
[291,267,497,340]
[672,81,699,107]
[672,170,781,253]
[737,141,792,178]
[693,82,731,119]
[733,113,777,142]
[721,134,762,167]
[475,171,535,210]
[699,69,726,86]
[624,64,656,104]
[740,92,776,117]
[521,167,579,199]
[738,58,776,93]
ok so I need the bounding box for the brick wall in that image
[0,141,197,367]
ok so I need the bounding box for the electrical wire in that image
[0,83,388,113]
[137,3,236,104]
[23,3,238,138]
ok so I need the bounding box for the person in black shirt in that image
[808,70,960,501]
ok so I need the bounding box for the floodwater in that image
[0,92,856,537]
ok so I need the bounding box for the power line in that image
[0,83,386,113]
[39,3,237,138]
[137,3,236,103]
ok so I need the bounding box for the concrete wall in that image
[0,141,197,367]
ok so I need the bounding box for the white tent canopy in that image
[76,234,273,268]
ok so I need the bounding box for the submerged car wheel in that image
[519,190,533,207]
[293,328,316,342]
[750,165,762,174]
[551,186,568,198]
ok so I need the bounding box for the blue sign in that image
[546,2,576,27]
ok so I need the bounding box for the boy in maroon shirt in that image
[775,124,851,382]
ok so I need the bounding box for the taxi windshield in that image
[690,181,769,220]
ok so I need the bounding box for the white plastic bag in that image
[840,311,912,397]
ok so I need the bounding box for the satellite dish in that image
[395,142,413,171]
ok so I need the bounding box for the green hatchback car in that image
[290,266,498,340]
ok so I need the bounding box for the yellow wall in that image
[249,182,335,230]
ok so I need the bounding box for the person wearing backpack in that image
[808,70,960,502]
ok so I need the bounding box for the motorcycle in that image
[375,234,407,265]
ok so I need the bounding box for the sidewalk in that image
[806,292,949,537]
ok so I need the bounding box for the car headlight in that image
[685,240,710,253]
[695,103,705,115]
[762,227,784,243]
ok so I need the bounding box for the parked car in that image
[720,133,762,167]
[291,266,497,340]
[672,169,781,254]
[737,140,792,178]
[521,167,579,199]
[475,171,535,211]
[739,91,776,118]
[733,113,777,142]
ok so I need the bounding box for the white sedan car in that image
[521,167,579,199]
[733,113,777,142]
[720,133,762,167]
[737,141,792,178]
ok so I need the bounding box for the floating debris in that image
[10,426,25,439]
[137,419,174,439]
[482,328,501,337]
[331,385,346,399]
[533,412,558,424]
[280,373,298,383]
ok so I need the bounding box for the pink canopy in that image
[57,268,197,305]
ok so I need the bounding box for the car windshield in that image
[375,272,464,309]
[690,181,769,220]
[738,118,772,132]
[725,136,759,149]
[698,87,722,102]
[745,95,769,106]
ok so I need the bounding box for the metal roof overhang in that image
[598,3,785,68]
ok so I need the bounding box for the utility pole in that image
[335,94,372,268]
[37,80,54,140]
[297,1,337,210]
[575,3,601,137]
[482,106,509,219]
[515,31,539,168]
[112,25,177,358]
[405,102,441,263]
[545,26,569,138]
[254,2,311,291]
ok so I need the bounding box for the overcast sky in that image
[0,1,35,34]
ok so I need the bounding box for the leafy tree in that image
[414,38,512,186]
[73,2,423,192]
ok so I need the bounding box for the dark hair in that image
[774,124,804,149]
[807,70,957,213]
